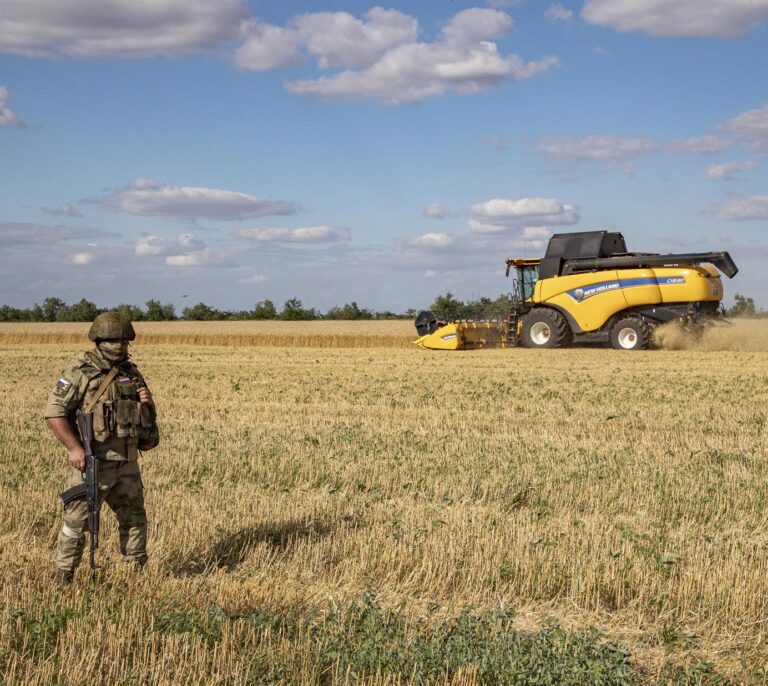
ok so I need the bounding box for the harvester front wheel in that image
[520,309,571,349]
[610,317,651,350]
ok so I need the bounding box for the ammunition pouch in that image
[92,401,112,442]
[137,404,160,451]
[116,398,139,437]
[85,368,160,451]
[60,483,87,507]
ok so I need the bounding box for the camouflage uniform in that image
[45,346,159,574]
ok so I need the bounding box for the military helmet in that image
[88,311,136,342]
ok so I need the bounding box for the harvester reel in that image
[415,310,440,336]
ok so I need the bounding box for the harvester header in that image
[415,230,737,351]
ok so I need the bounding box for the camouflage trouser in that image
[56,460,148,572]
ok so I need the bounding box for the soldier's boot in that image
[127,555,148,573]
[55,568,75,585]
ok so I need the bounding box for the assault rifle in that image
[59,410,100,570]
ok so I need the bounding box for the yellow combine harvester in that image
[414,230,738,351]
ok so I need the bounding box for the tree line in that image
[0,293,511,323]
[0,297,410,322]
[1,292,761,323]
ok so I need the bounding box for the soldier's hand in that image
[137,387,153,405]
[68,446,86,471]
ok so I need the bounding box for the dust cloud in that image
[654,319,768,352]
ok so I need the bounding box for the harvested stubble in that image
[2,321,768,684]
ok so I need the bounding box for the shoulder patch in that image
[53,377,73,398]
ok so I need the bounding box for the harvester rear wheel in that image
[610,317,651,350]
[520,309,572,349]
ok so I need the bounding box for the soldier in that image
[44,311,159,583]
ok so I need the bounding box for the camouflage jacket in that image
[44,349,159,461]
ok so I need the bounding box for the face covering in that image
[98,340,129,365]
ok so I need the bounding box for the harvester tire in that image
[610,316,651,350]
[520,309,572,349]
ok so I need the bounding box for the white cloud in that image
[284,8,558,104]
[537,135,657,162]
[666,136,732,154]
[166,253,205,266]
[135,232,234,269]
[0,86,26,128]
[234,20,302,71]
[165,248,235,267]
[719,196,768,221]
[707,160,758,181]
[71,252,94,265]
[135,233,205,256]
[92,179,297,221]
[236,7,418,72]
[42,203,83,218]
[0,222,109,246]
[468,197,579,233]
[296,7,418,69]
[424,203,449,220]
[537,128,750,173]
[396,207,560,278]
[403,232,457,250]
[287,46,557,104]
[519,226,554,240]
[582,0,768,38]
[485,0,520,8]
[722,104,768,150]
[236,226,351,243]
[441,7,515,44]
[135,235,167,256]
[238,273,267,284]
[395,223,554,272]
[546,4,573,22]
[0,0,247,58]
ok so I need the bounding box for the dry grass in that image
[2,320,768,684]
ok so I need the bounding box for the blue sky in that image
[1,0,767,313]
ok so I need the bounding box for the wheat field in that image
[1,320,767,684]
[0,320,416,349]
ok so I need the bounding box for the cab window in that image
[517,265,539,301]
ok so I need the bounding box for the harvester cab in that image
[414,230,738,351]
[507,258,540,302]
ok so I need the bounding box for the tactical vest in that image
[79,352,157,447]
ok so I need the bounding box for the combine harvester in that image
[414,230,738,351]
